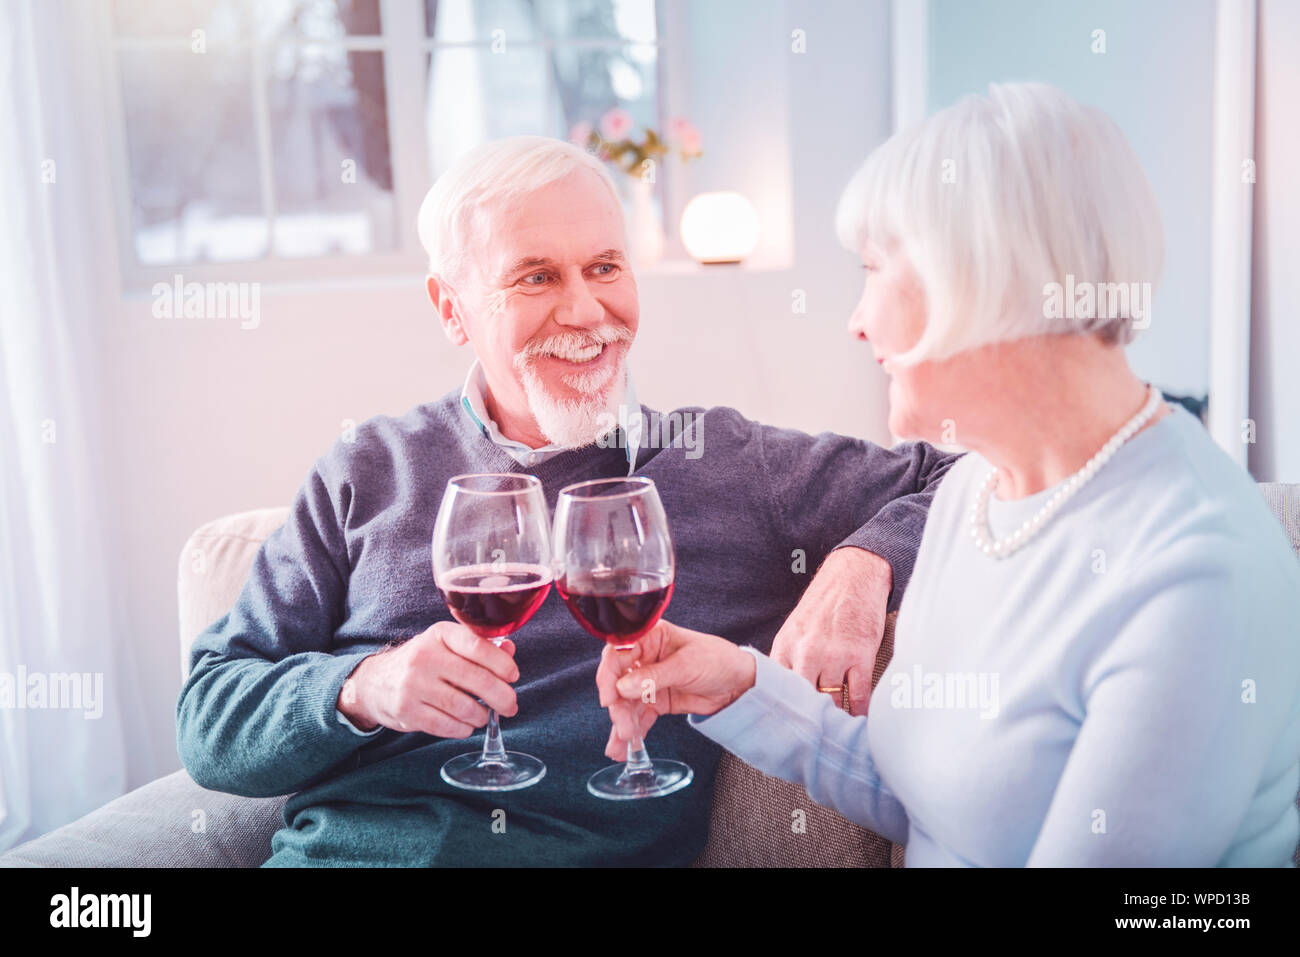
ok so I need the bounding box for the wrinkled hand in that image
[597,620,756,761]
[770,546,890,715]
[337,621,519,737]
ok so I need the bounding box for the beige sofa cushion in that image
[177,506,290,679]
[0,769,288,868]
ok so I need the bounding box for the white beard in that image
[517,354,626,449]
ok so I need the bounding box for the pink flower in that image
[568,121,593,146]
[599,108,634,142]
[667,117,702,155]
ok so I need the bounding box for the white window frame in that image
[99,0,668,292]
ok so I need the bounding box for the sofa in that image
[3,484,1297,867]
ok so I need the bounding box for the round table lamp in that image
[679,191,760,264]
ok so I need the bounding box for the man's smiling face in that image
[435,166,639,449]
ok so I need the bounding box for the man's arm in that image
[758,424,960,712]
[177,437,523,799]
[176,460,376,798]
[759,428,958,612]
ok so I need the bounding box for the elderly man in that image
[176,136,958,866]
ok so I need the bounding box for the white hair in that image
[417,135,623,288]
[835,82,1165,366]
[518,363,627,448]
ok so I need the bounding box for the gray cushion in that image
[1258,483,1300,562]
[694,612,902,867]
[0,769,286,868]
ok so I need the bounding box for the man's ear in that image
[427,275,468,346]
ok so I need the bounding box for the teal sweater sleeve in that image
[176,457,376,798]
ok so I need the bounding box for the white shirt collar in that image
[459,359,640,474]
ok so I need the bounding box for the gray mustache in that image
[520,327,632,358]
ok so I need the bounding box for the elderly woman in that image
[599,82,1300,866]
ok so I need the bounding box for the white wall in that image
[103,0,897,787]
[1248,0,1300,483]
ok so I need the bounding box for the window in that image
[106,0,662,285]
[425,0,660,179]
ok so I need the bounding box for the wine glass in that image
[553,476,693,800]
[432,473,552,791]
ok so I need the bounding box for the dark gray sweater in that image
[176,392,958,866]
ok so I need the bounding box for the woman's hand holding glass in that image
[597,619,758,761]
[553,476,695,799]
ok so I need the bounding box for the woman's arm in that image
[600,622,910,843]
[693,648,910,842]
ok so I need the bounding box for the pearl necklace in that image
[969,384,1164,559]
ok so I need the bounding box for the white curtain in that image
[0,0,128,850]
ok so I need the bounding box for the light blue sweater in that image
[693,406,1300,866]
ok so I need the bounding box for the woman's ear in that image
[426,275,468,346]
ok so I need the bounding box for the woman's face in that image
[847,240,944,441]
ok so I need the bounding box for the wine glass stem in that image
[480,637,508,765]
[480,708,506,764]
[624,720,652,773]
[619,646,654,774]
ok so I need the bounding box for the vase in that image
[622,177,664,268]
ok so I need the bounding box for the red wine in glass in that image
[556,570,673,645]
[553,476,693,800]
[441,563,552,640]
[432,473,551,792]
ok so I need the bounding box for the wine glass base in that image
[587,759,693,800]
[440,751,547,792]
